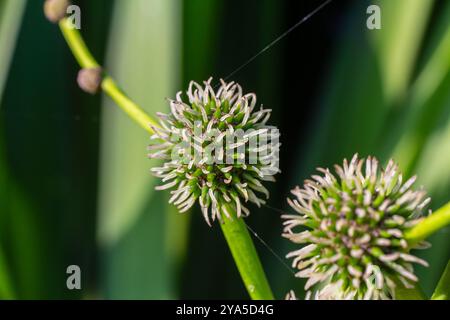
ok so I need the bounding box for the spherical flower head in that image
[149,78,280,226]
[282,154,430,300]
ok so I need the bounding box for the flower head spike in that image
[149,78,280,225]
[282,154,430,300]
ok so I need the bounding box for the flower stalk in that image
[397,201,450,300]
[220,205,274,300]
[405,201,450,246]
[54,14,274,300]
[101,76,160,132]
[58,18,158,134]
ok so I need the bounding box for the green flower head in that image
[283,154,430,300]
[149,78,280,226]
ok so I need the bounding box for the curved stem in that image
[405,201,450,245]
[220,206,274,300]
[58,19,99,68]
[101,77,160,132]
[431,260,450,300]
[58,18,158,134]
[56,16,273,300]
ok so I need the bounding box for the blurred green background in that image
[0,0,449,299]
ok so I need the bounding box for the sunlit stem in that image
[58,18,159,134]
[220,205,274,300]
[405,201,450,246]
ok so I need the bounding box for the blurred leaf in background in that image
[98,0,182,299]
[0,0,111,299]
[0,0,26,299]
[403,1,450,293]
[0,0,52,299]
[0,0,26,104]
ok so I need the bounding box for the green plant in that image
[22,0,448,298]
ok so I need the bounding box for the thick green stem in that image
[431,260,450,300]
[220,210,274,300]
[58,18,158,134]
[56,16,273,300]
[405,201,450,245]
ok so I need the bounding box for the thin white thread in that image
[222,0,334,83]
[216,0,335,278]
[263,203,286,215]
[243,220,296,276]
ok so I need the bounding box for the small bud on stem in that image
[44,0,70,23]
[77,67,103,94]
